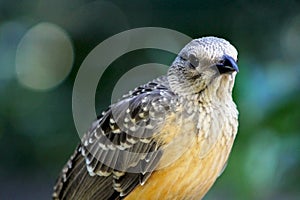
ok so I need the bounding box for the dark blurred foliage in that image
[0,0,299,199]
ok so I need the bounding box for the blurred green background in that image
[0,0,299,199]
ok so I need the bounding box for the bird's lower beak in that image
[216,55,239,74]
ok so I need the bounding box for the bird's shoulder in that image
[80,75,181,197]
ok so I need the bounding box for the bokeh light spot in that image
[15,22,74,91]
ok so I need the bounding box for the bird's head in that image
[168,36,238,101]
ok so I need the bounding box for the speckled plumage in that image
[53,36,239,200]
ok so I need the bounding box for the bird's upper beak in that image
[216,55,239,74]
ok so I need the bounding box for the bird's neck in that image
[179,75,235,106]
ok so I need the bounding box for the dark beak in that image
[216,55,239,74]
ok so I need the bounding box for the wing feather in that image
[53,76,178,199]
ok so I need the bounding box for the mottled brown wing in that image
[53,76,178,199]
[53,146,120,200]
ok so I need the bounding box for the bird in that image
[53,36,239,200]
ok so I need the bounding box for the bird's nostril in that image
[216,55,239,74]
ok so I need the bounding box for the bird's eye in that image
[189,54,199,69]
